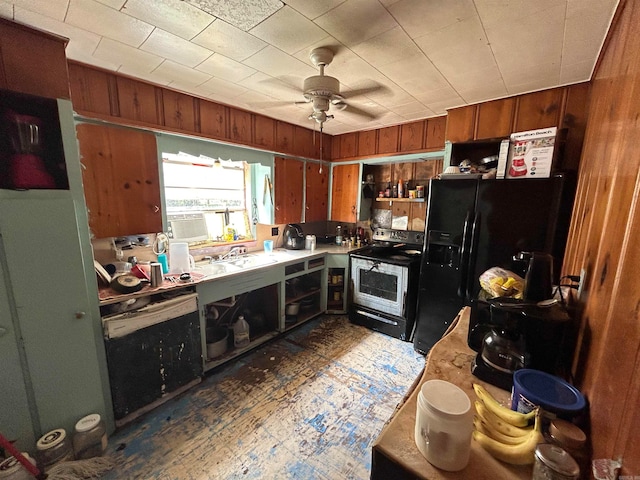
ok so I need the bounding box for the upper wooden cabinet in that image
[445,84,589,145]
[274,156,304,224]
[305,162,328,222]
[0,18,70,99]
[330,163,360,222]
[77,123,162,238]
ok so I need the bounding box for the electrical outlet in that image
[577,268,587,298]
[271,227,279,236]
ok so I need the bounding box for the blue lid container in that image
[511,369,586,418]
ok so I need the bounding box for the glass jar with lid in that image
[73,413,107,460]
[36,428,74,472]
[532,444,580,480]
[0,453,37,480]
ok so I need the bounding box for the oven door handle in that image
[355,309,399,326]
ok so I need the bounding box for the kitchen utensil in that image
[283,224,305,249]
[110,274,143,294]
[285,302,300,315]
[511,369,586,419]
[206,326,228,359]
[130,264,150,281]
[94,260,111,286]
[150,262,163,287]
[169,242,194,274]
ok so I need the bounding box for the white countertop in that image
[98,244,359,305]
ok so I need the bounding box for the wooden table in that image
[371,307,533,479]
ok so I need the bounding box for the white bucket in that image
[414,380,472,471]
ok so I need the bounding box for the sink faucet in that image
[220,246,242,260]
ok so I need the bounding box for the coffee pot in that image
[513,251,554,302]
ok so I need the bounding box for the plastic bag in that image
[479,267,524,299]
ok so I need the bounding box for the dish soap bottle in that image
[233,315,250,348]
[335,225,343,246]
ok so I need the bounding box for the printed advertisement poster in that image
[504,127,557,179]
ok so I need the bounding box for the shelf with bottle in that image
[375,197,425,203]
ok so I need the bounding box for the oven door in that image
[351,257,408,317]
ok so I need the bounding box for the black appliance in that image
[469,297,572,390]
[412,174,574,355]
[349,229,424,340]
[283,223,305,250]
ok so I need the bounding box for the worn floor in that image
[102,315,425,480]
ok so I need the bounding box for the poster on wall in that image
[502,127,557,179]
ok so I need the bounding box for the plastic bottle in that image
[233,315,250,347]
[73,413,107,460]
[397,178,404,198]
[335,225,343,246]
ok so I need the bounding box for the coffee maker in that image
[469,252,573,390]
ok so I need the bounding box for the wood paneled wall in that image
[331,116,447,161]
[66,61,332,161]
[562,0,640,472]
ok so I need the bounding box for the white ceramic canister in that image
[414,379,473,471]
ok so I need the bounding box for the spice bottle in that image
[385,182,391,198]
[233,315,250,348]
[397,178,404,198]
[73,413,107,460]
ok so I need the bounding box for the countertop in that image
[98,244,358,305]
[371,306,533,480]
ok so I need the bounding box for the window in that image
[162,152,251,246]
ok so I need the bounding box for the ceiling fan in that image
[295,47,386,128]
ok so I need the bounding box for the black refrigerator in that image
[412,174,574,355]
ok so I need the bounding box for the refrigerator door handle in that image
[457,211,473,298]
[465,211,481,300]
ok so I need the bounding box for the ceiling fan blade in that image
[340,103,380,120]
[342,83,389,99]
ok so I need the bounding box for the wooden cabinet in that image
[476,98,516,139]
[0,18,70,99]
[445,106,477,142]
[330,163,360,222]
[77,123,162,238]
[274,156,304,224]
[305,162,328,222]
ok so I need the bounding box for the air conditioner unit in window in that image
[167,213,208,243]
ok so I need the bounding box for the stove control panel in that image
[372,229,424,246]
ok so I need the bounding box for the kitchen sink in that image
[228,254,278,268]
[193,262,242,277]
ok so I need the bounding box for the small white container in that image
[414,380,472,471]
[0,453,37,480]
[73,413,107,460]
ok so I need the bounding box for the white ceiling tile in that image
[391,101,429,116]
[401,110,436,121]
[351,26,421,68]
[390,0,477,39]
[192,19,267,62]
[152,59,211,87]
[94,37,164,71]
[186,0,283,31]
[200,76,249,98]
[377,54,448,95]
[505,77,564,97]
[457,82,509,104]
[415,15,496,78]
[315,0,397,47]
[196,53,256,82]
[12,0,67,21]
[14,7,102,58]
[140,28,213,68]
[66,0,154,47]
[249,6,328,54]
[284,0,346,20]
[560,60,594,85]
[95,0,125,8]
[238,72,301,100]
[414,86,461,105]
[485,4,565,70]
[71,50,120,71]
[475,0,563,26]
[120,0,215,40]
[118,64,171,85]
[0,3,13,17]
[243,45,316,78]
[501,62,559,92]
[563,0,616,66]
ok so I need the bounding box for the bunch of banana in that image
[472,383,544,465]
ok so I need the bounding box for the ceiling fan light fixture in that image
[303,75,340,98]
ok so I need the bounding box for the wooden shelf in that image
[204,331,279,371]
[376,197,425,203]
[285,287,320,304]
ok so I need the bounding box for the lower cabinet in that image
[284,257,326,329]
[326,254,349,314]
[197,266,284,372]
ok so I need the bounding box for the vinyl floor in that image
[102,315,425,480]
